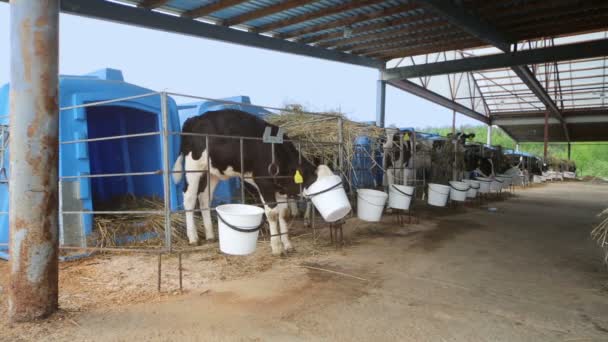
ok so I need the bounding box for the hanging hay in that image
[591,208,608,267]
[89,194,197,248]
[266,104,384,169]
[427,139,465,184]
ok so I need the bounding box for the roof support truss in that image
[418,0,570,141]
[382,39,608,80]
[387,79,490,124]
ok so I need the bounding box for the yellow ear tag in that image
[294,170,304,184]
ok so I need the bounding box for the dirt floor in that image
[2,181,608,341]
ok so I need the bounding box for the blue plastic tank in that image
[177,96,271,207]
[351,135,379,189]
[0,68,183,252]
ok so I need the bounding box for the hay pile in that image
[427,139,465,184]
[266,104,384,170]
[592,208,608,267]
[90,195,196,248]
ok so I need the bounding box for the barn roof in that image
[9,0,606,142]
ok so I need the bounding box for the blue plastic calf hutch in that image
[0,68,183,256]
[177,96,271,207]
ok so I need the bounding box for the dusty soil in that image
[2,182,608,341]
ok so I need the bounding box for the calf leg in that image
[276,193,294,252]
[183,152,207,245]
[264,204,283,256]
[288,200,299,218]
[304,201,312,228]
[198,175,219,241]
[245,179,283,256]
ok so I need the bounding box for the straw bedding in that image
[90,195,194,248]
[591,208,608,267]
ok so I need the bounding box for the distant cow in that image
[172,110,332,255]
[382,128,413,186]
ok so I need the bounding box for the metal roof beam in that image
[418,0,570,141]
[279,3,420,39]
[253,0,386,34]
[222,0,312,27]
[299,13,439,45]
[138,0,170,9]
[382,39,608,80]
[181,0,247,19]
[387,79,490,124]
[50,0,383,68]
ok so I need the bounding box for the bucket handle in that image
[391,185,414,198]
[217,213,262,233]
[449,184,470,192]
[357,193,387,207]
[305,181,343,198]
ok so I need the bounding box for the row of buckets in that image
[355,173,518,223]
[215,172,520,256]
[218,174,352,255]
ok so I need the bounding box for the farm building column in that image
[486,125,492,145]
[8,0,60,322]
[375,72,386,127]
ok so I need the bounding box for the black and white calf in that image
[382,128,414,186]
[172,109,332,255]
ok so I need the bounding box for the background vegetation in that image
[420,125,608,178]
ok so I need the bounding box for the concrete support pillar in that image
[515,143,520,152]
[8,0,60,322]
[375,78,386,128]
[486,125,492,145]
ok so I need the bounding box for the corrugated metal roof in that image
[97,1,608,141]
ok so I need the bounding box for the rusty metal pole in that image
[543,111,549,160]
[8,0,60,322]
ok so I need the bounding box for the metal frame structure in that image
[5,0,608,322]
[56,91,347,252]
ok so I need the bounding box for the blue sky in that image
[0,3,480,128]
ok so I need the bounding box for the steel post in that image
[375,78,386,128]
[240,138,245,203]
[544,111,549,160]
[567,142,571,160]
[486,125,492,145]
[160,92,172,252]
[8,0,60,322]
[337,117,344,177]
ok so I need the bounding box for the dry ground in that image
[1,181,608,341]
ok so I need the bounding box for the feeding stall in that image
[0,69,183,257]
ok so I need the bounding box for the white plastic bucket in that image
[216,204,265,256]
[357,189,388,222]
[463,179,480,198]
[305,175,351,222]
[449,181,469,202]
[475,177,492,193]
[388,184,415,210]
[427,183,450,207]
[490,178,503,192]
[496,174,512,187]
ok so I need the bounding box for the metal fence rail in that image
[50,91,348,255]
